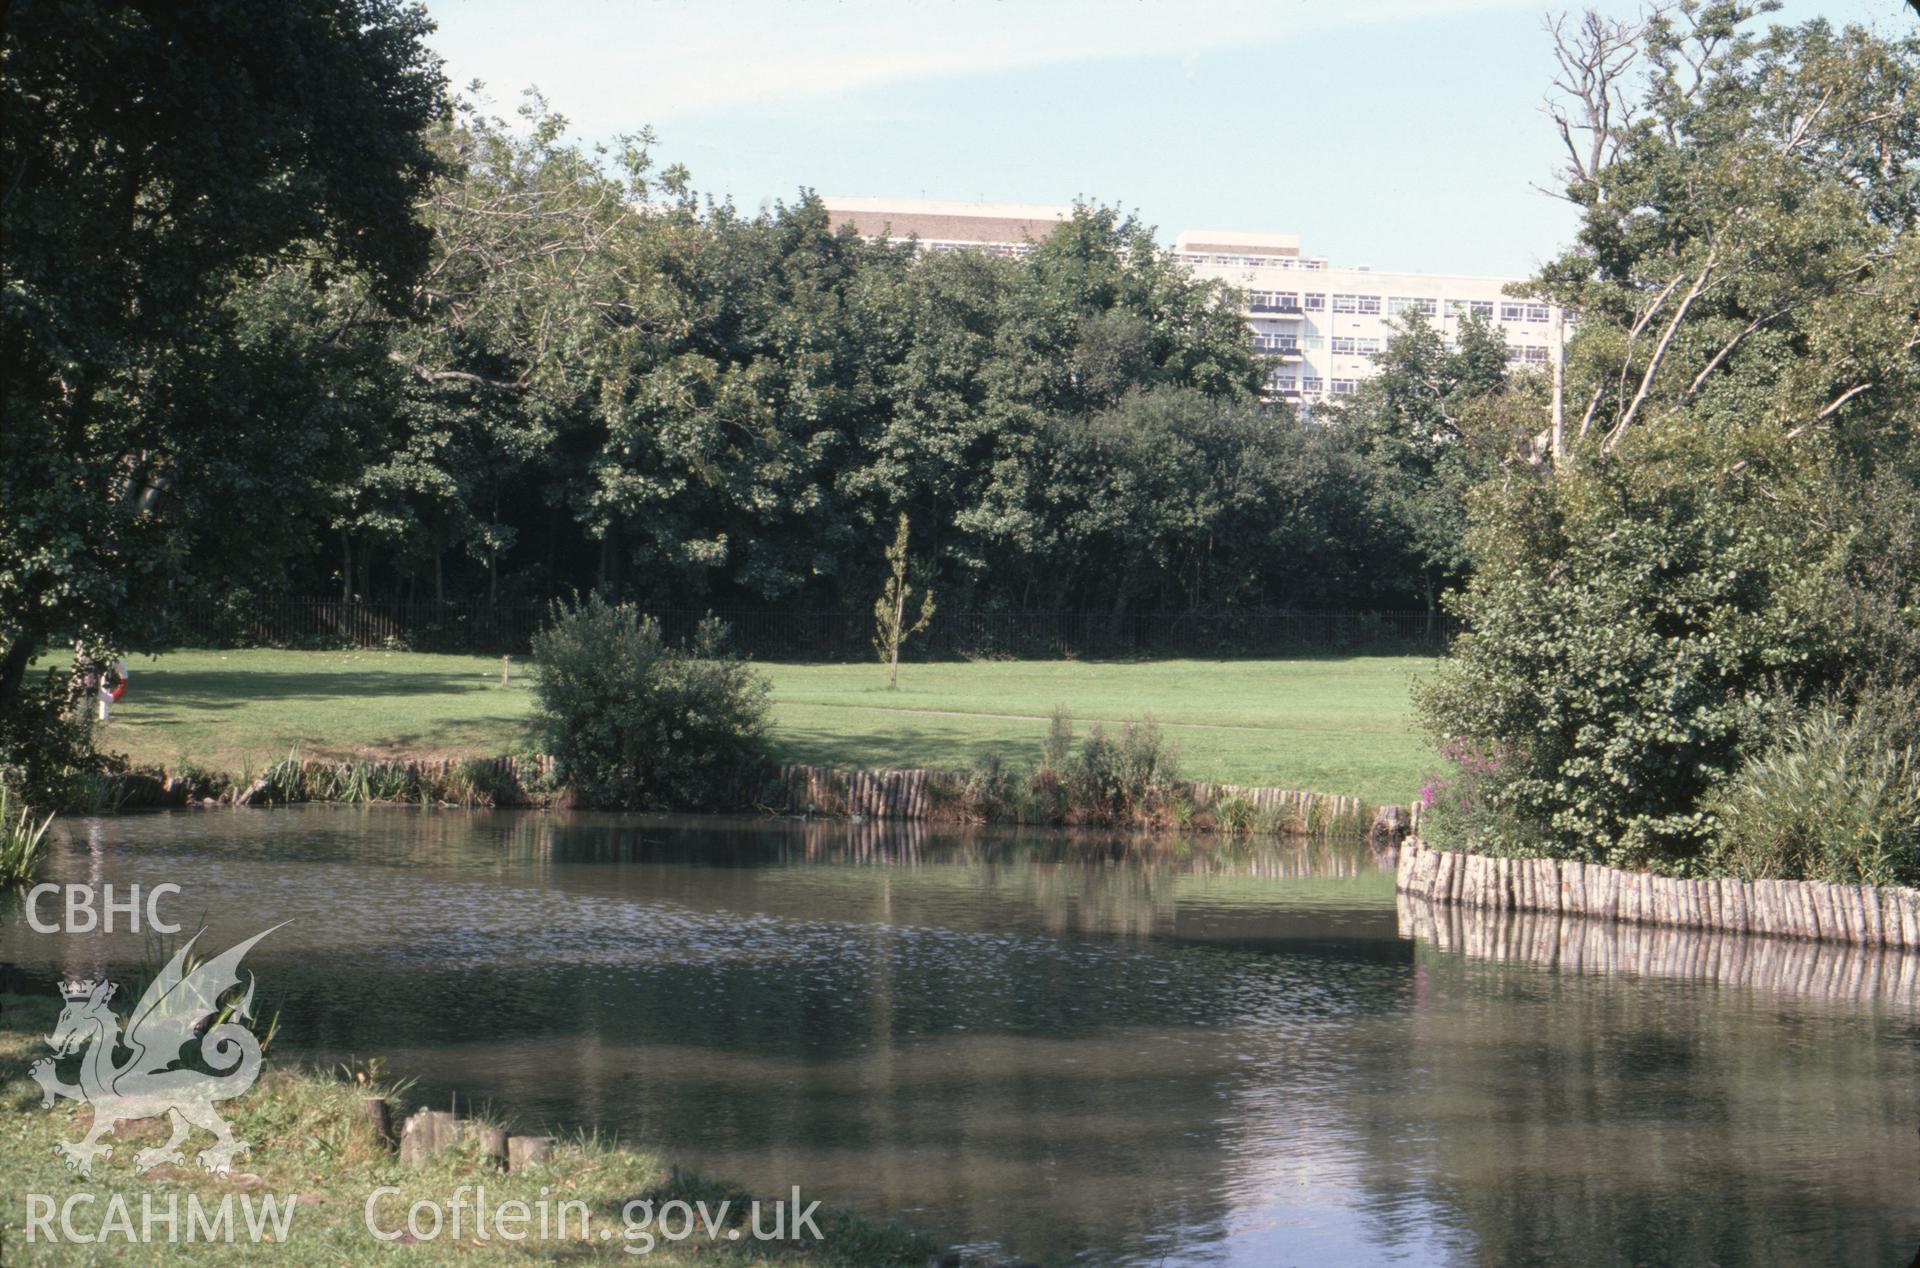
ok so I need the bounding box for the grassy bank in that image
[83,649,1435,805]
[0,994,934,1265]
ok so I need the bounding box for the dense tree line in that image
[2,8,1488,736]
[154,102,1456,625]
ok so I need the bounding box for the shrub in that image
[532,596,772,810]
[1070,718,1179,824]
[0,667,114,813]
[1417,463,1835,870]
[1041,705,1073,774]
[1705,700,1920,887]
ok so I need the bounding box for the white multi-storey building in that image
[1172,229,1562,406]
[822,199,1562,406]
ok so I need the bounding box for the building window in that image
[1500,301,1551,323]
[1447,299,1495,320]
[1247,291,1301,314]
[1356,336,1383,355]
[1267,372,1297,392]
[1525,345,1550,363]
[1302,292,1326,311]
[1302,376,1323,393]
[1388,296,1437,317]
[1299,334,1324,350]
[1253,333,1298,353]
[1330,336,1356,355]
[1332,293,1381,315]
[1330,378,1357,396]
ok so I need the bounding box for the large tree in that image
[0,0,445,712]
[1420,3,1920,875]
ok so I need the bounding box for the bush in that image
[532,596,772,810]
[1419,438,1920,879]
[0,667,114,813]
[1417,464,1835,870]
[1041,705,1073,774]
[1705,699,1920,887]
[1070,718,1179,825]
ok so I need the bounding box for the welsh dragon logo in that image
[29,925,283,1176]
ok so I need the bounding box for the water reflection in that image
[1395,896,1920,1267]
[1,808,1915,1265]
[1398,890,1920,1017]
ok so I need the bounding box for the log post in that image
[464,1123,509,1170]
[398,1110,460,1166]
[358,1097,396,1152]
[508,1135,556,1171]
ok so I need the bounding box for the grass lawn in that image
[0,994,931,1265]
[86,649,1439,805]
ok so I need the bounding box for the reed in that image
[0,785,53,888]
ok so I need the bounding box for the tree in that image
[873,514,934,689]
[1420,4,1920,875]
[1042,387,1372,614]
[1338,311,1519,611]
[0,0,445,720]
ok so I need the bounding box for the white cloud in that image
[430,0,1537,131]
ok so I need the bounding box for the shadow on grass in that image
[770,717,1042,774]
[126,669,509,712]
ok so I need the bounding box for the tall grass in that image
[110,753,555,810]
[1,785,54,888]
[1707,702,1920,886]
[912,713,1369,839]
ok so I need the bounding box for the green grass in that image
[85,649,1437,805]
[0,995,934,1265]
[764,657,1436,804]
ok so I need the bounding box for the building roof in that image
[1174,228,1302,257]
[823,196,1075,245]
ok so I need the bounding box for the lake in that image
[3,807,1915,1265]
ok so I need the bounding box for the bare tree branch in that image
[1541,6,1667,197]
[388,352,529,391]
[1676,304,1790,402]
[1724,383,1877,475]
[1782,382,1874,441]
[1575,383,1606,444]
[1604,251,1715,451]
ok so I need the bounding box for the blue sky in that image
[424,0,1914,278]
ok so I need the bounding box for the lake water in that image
[3,807,1916,1265]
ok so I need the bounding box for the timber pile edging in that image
[778,763,1370,824]
[1393,838,1920,949]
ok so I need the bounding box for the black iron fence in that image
[163,597,1461,659]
